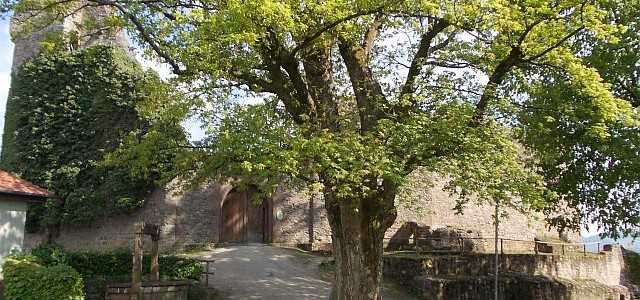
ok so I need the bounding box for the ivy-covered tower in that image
[8,6,131,74]
[0,6,162,239]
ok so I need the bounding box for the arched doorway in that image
[220,188,273,243]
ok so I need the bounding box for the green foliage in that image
[2,258,83,300]
[4,0,639,296]
[155,256,202,280]
[624,250,640,284]
[0,45,171,230]
[30,244,69,266]
[516,1,640,238]
[29,247,202,281]
[64,249,132,278]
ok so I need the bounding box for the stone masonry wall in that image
[384,245,628,300]
[271,187,331,250]
[24,182,222,252]
[383,244,626,286]
[24,181,334,252]
[10,5,131,74]
[24,172,575,253]
[388,172,580,249]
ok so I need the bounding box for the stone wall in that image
[271,188,331,250]
[24,181,334,252]
[25,182,222,252]
[383,245,628,299]
[10,5,131,74]
[407,275,629,300]
[24,173,576,254]
[390,172,579,244]
[384,245,625,286]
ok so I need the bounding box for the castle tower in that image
[9,5,131,74]
[1,5,132,166]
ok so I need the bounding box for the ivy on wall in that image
[0,45,165,231]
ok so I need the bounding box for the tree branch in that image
[399,18,450,104]
[95,0,189,75]
[290,4,391,57]
[473,46,523,123]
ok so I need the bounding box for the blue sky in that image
[0,19,14,148]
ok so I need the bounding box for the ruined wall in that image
[389,172,580,246]
[384,245,628,300]
[384,247,625,286]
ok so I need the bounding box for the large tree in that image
[4,0,639,298]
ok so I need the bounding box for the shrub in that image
[30,244,69,266]
[62,249,203,281]
[2,258,83,300]
[66,249,132,278]
[155,256,202,281]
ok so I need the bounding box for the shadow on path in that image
[195,244,419,300]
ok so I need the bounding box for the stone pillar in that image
[131,222,160,300]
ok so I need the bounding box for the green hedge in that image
[2,258,83,300]
[31,245,202,280]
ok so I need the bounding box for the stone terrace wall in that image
[384,245,626,286]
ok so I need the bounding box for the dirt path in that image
[194,245,419,300]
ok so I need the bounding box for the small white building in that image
[0,170,52,278]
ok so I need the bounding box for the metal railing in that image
[382,236,608,256]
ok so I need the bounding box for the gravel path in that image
[194,244,419,300]
[196,244,331,299]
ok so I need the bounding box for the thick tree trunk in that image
[325,183,397,300]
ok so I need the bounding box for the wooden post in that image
[205,261,210,287]
[150,237,159,282]
[562,244,565,256]
[534,241,539,254]
[500,239,504,255]
[131,222,144,300]
[583,244,587,256]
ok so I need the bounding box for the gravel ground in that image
[193,244,419,300]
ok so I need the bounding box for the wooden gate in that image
[220,189,273,243]
[221,190,248,243]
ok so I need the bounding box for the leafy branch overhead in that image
[63,0,634,236]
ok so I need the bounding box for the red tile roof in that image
[0,170,54,198]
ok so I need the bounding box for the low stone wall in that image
[384,245,624,286]
[25,183,221,252]
[408,275,628,300]
[384,245,628,299]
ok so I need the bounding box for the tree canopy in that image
[3,0,639,298]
